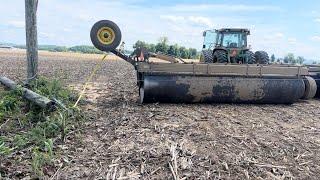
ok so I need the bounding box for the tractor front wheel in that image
[245,51,256,64]
[90,20,122,52]
[255,51,269,64]
[213,50,228,63]
[200,50,214,63]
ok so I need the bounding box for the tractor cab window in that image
[222,33,246,48]
[202,30,216,50]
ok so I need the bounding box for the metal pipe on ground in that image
[0,77,55,110]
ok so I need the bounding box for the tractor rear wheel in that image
[245,51,256,64]
[200,50,214,63]
[90,20,122,52]
[255,51,269,64]
[214,50,228,63]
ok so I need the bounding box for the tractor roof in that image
[216,28,250,34]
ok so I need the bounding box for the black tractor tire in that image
[255,51,269,64]
[90,20,122,52]
[213,50,228,63]
[200,50,214,63]
[245,51,256,64]
[301,76,317,100]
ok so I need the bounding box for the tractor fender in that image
[212,47,228,54]
[241,48,251,52]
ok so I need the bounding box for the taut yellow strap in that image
[73,54,108,108]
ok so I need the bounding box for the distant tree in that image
[52,46,68,52]
[179,47,189,59]
[69,45,103,54]
[158,36,169,45]
[312,61,318,64]
[14,45,27,49]
[173,44,180,57]
[271,54,275,63]
[133,40,148,50]
[188,48,198,59]
[155,36,169,54]
[132,38,199,59]
[296,56,305,65]
[148,44,156,53]
[276,58,282,63]
[284,53,295,64]
[167,45,175,56]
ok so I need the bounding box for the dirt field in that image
[1,49,320,179]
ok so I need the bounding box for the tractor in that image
[200,28,269,64]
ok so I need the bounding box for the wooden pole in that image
[25,0,39,81]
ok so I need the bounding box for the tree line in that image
[270,53,319,65]
[133,37,199,59]
[14,45,104,54]
[13,37,200,59]
[12,43,320,64]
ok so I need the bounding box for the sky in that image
[1,0,320,60]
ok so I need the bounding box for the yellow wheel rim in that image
[97,27,115,45]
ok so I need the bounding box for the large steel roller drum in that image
[139,74,306,104]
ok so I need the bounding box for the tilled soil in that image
[1,50,320,179]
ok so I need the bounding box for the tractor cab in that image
[201,28,268,64]
[202,28,250,50]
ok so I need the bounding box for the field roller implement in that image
[307,65,320,97]
[90,20,317,104]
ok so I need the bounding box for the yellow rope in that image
[73,54,108,108]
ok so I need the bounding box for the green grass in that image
[0,77,84,178]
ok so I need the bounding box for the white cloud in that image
[76,14,98,22]
[275,33,284,38]
[7,20,25,28]
[311,36,320,41]
[160,15,184,22]
[188,16,213,28]
[63,28,73,32]
[171,4,281,12]
[315,18,320,23]
[39,32,56,39]
[160,15,213,28]
[288,38,297,44]
[262,32,284,42]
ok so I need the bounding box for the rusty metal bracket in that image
[111,49,136,66]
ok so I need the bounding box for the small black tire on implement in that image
[213,50,228,63]
[301,76,317,99]
[90,20,122,52]
[255,51,269,64]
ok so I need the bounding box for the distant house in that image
[0,44,14,49]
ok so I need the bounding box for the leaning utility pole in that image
[25,0,39,81]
